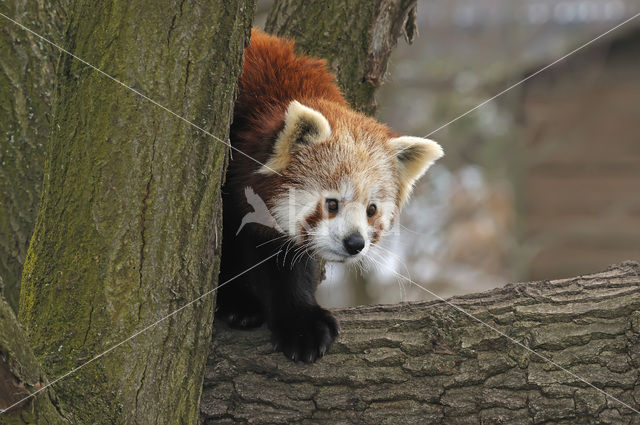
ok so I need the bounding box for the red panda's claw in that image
[271,306,339,363]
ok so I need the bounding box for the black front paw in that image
[215,295,265,329]
[271,307,340,363]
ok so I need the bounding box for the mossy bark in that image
[0,0,68,313]
[15,1,255,423]
[265,0,418,115]
[201,262,640,424]
[0,293,68,424]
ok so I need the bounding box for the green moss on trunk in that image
[0,293,69,424]
[18,1,255,423]
[0,0,68,313]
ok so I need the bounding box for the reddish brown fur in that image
[230,29,351,189]
[299,201,324,242]
[226,29,400,242]
[218,30,440,364]
[236,30,347,120]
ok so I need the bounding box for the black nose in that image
[343,232,365,255]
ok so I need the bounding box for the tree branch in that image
[201,262,640,424]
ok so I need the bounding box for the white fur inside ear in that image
[389,136,443,205]
[259,101,331,174]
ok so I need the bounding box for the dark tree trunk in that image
[201,262,640,424]
[0,294,68,424]
[0,0,68,313]
[2,1,256,423]
[265,0,418,116]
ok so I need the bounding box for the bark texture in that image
[201,262,640,424]
[13,1,255,423]
[0,293,67,424]
[265,0,418,115]
[0,0,67,313]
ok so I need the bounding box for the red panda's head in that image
[258,99,443,263]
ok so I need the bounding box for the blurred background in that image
[256,0,640,307]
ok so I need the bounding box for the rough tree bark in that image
[0,293,66,424]
[0,0,67,313]
[203,2,637,424]
[1,1,255,423]
[265,0,418,115]
[201,262,640,424]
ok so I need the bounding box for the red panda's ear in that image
[389,136,443,206]
[259,101,331,174]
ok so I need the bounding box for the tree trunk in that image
[0,0,67,313]
[8,1,255,423]
[265,0,418,116]
[0,293,67,424]
[200,262,640,424]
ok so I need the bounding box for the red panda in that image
[217,29,443,363]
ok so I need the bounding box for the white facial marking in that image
[271,188,317,240]
[268,176,398,262]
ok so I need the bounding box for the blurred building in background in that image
[255,0,640,307]
[519,26,640,279]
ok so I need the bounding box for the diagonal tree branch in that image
[201,262,640,424]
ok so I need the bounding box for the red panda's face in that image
[260,100,443,263]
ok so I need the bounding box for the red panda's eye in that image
[326,199,339,213]
[367,204,377,217]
